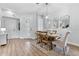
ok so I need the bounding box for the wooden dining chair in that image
[52,32,70,55]
[40,34,53,50]
[36,33,42,44]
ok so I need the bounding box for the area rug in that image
[31,40,64,56]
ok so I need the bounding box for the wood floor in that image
[0,38,79,56]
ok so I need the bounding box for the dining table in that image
[47,33,60,50]
[36,31,61,50]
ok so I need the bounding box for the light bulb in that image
[45,16,48,19]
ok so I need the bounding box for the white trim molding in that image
[68,41,79,47]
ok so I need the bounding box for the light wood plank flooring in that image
[0,38,79,56]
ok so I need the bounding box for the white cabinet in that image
[1,16,20,39]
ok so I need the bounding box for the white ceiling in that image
[0,3,37,14]
[0,3,78,15]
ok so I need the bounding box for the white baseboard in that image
[68,41,79,47]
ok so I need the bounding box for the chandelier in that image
[36,3,49,19]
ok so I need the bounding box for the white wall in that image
[40,3,79,45]
[19,13,37,39]
[69,4,79,45]
[48,4,79,45]
[37,15,44,31]
[0,9,2,27]
[0,11,37,39]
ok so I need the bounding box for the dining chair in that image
[52,32,70,55]
[36,32,42,44]
[40,34,53,50]
[47,29,57,35]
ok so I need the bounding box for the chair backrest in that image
[41,34,48,40]
[64,32,70,47]
[38,33,43,40]
[47,30,57,34]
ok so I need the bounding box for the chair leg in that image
[40,42,43,47]
[66,47,70,55]
[63,47,69,56]
[47,42,52,51]
[52,43,56,51]
[64,46,70,56]
[63,48,66,55]
[47,44,50,51]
